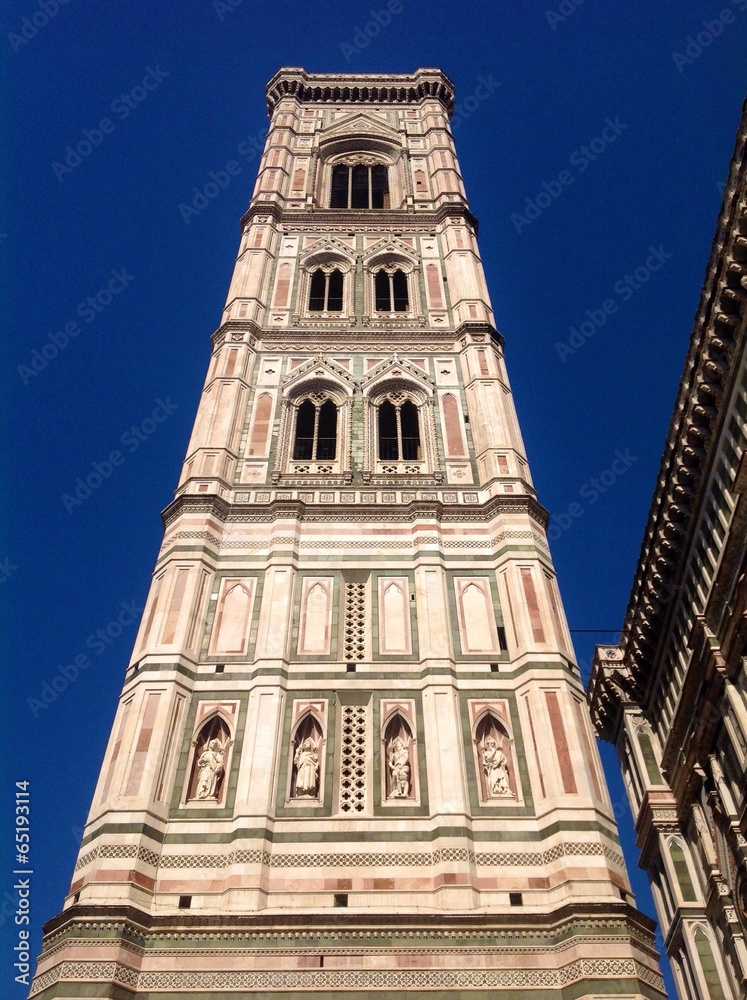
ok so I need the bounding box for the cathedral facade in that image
[32,68,663,999]
[589,100,747,999]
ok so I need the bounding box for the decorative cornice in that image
[161,492,550,531]
[239,201,480,233]
[589,98,747,729]
[265,67,455,118]
[40,900,657,944]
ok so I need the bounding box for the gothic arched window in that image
[378,398,421,461]
[293,398,338,461]
[330,162,389,209]
[374,269,408,312]
[308,268,343,312]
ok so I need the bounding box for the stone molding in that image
[265,67,456,118]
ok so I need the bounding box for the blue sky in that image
[4,1,747,994]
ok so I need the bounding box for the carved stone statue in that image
[481,735,510,797]
[293,737,320,796]
[195,739,225,800]
[387,736,411,797]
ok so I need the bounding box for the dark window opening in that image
[490,663,500,674]
[316,399,338,460]
[308,270,326,311]
[374,269,408,312]
[375,270,390,312]
[509,892,523,907]
[351,164,369,208]
[372,164,388,208]
[178,895,192,909]
[215,663,225,674]
[327,269,343,311]
[399,400,420,459]
[330,165,348,208]
[346,663,356,673]
[378,399,421,461]
[293,399,316,460]
[334,893,349,907]
[329,163,389,209]
[497,626,507,649]
[308,269,343,313]
[378,400,399,460]
[392,269,408,311]
[293,398,338,462]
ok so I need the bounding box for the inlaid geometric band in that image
[30,958,664,995]
[76,842,625,871]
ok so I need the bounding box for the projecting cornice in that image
[266,67,455,118]
[239,202,480,234]
[596,98,747,721]
[161,492,550,531]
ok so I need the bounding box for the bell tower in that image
[31,68,664,1000]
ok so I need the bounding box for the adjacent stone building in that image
[589,99,747,999]
[32,68,664,999]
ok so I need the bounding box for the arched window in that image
[187,716,231,803]
[330,162,389,208]
[377,398,421,461]
[308,268,343,312]
[290,714,324,799]
[293,398,338,461]
[669,840,698,902]
[693,926,730,998]
[375,269,408,312]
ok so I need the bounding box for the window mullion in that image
[389,274,394,312]
[367,167,372,209]
[395,406,403,461]
[312,406,321,461]
[347,166,352,210]
[323,273,329,312]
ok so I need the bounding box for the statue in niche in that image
[293,736,320,796]
[481,734,510,797]
[195,739,226,800]
[387,735,411,797]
